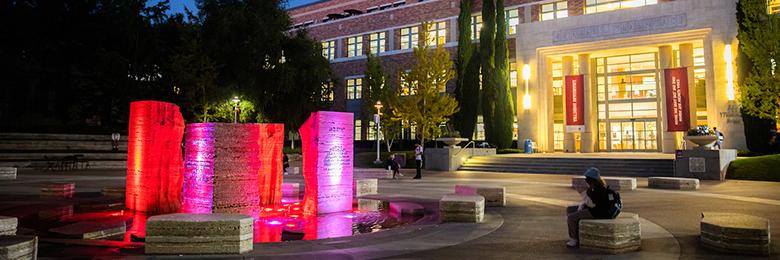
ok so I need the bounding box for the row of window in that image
[322,22,446,60]
[770,0,780,14]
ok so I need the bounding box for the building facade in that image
[289,0,768,152]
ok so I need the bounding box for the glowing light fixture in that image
[724,44,735,101]
[522,64,532,110]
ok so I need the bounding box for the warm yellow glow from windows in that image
[585,0,657,14]
[724,44,735,101]
[769,0,780,14]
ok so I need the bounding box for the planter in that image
[685,135,717,150]
[437,137,469,148]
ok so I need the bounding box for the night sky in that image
[146,0,321,14]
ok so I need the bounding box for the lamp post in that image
[373,101,383,164]
[522,64,531,110]
[231,96,241,123]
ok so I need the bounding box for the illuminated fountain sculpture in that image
[126,101,185,213]
[299,111,354,215]
[182,123,284,216]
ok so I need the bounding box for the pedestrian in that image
[386,154,401,179]
[110,132,120,151]
[283,153,289,174]
[713,127,724,149]
[413,142,423,179]
[566,167,621,248]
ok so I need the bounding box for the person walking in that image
[413,142,423,179]
[386,154,401,179]
[713,127,724,149]
[566,167,615,248]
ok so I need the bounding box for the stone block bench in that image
[0,167,16,180]
[40,183,75,199]
[353,178,378,197]
[145,213,253,255]
[700,212,770,256]
[0,216,17,236]
[454,184,505,207]
[50,220,126,240]
[101,186,125,198]
[389,202,425,216]
[439,194,485,223]
[648,177,699,190]
[572,177,636,191]
[0,235,37,260]
[580,213,641,254]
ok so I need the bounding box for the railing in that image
[453,140,476,159]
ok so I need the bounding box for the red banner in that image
[664,67,690,132]
[565,75,585,128]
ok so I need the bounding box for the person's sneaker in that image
[566,239,579,248]
[398,173,404,177]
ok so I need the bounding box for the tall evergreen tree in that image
[453,0,480,139]
[480,0,497,145]
[492,0,515,148]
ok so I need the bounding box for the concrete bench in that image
[357,199,386,212]
[38,204,73,221]
[700,212,770,256]
[0,235,37,260]
[439,194,485,223]
[101,186,125,198]
[572,176,636,191]
[353,178,378,197]
[579,213,641,254]
[648,177,699,190]
[0,216,17,236]
[49,220,126,240]
[454,184,505,207]
[40,183,75,199]
[145,213,253,255]
[0,167,16,180]
[389,202,425,217]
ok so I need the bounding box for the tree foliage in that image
[492,0,515,149]
[737,0,780,120]
[391,23,459,146]
[453,0,481,139]
[480,0,497,146]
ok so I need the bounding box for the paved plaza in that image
[0,168,778,259]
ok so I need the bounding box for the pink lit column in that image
[299,111,354,215]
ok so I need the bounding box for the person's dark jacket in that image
[586,185,612,219]
[386,158,400,171]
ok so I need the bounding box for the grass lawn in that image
[727,154,780,181]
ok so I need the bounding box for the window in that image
[322,40,336,60]
[473,116,485,141]
[585,0,657,14]
[347,36,363,57]
[400,26,419,49]
[321,81,334,101]
[426,21,447,46]
[770,0,780,14]
[399,71,415,96]
[471,15,482,40]
[355,120,362,141]
[368,121,378,140]
[540,1,568,21]
[510,62,518,88]
[369,32,386,54]
[346,78,363,99]
[506,9,519,35]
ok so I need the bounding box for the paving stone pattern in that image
[648,177,699,190]
[455,184,506,207]
[700,212,771,256]
[145,213,253,255]
[439,194,485,223]
[0,236,37,260]
[579,213,641,254]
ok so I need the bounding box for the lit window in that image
[770,0,780,14]
[321,81,334,101]
[506,9,519,35]
[346,78,363,99]
[368,121,377,140]
[471,15,482,40]
[510,62,518,88]
[399,71,415,96]
[369,32,386,54]
[355,120,362,141]
[321,40,336,60]
[400,26,419,50]
[540,1,568,21]
[585,0,657,14]
[552,61,563,96]
[347,36,363,57]
[474,116,485,141]
[426,21,447,46]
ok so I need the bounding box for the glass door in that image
[607,120,658,151]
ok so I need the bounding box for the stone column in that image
[679,43,697,128]
[658,45,677,153]
[562,56,575,153]
[545,57,556,152]
[579,53,596,153]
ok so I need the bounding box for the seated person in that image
[566,167,613,248]
[386,154,402,179]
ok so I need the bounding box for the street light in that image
[374,101,383,164]
[522,64,531,110]
[231,96,241,123]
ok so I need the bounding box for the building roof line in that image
[287,0,333,11]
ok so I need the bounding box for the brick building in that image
[289,0,777,152]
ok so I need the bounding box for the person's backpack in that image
[606,188,623,219]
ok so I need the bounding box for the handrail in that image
[453,140,476,158]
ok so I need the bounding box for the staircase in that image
[459,155,674,177]
[0,133,127,169]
